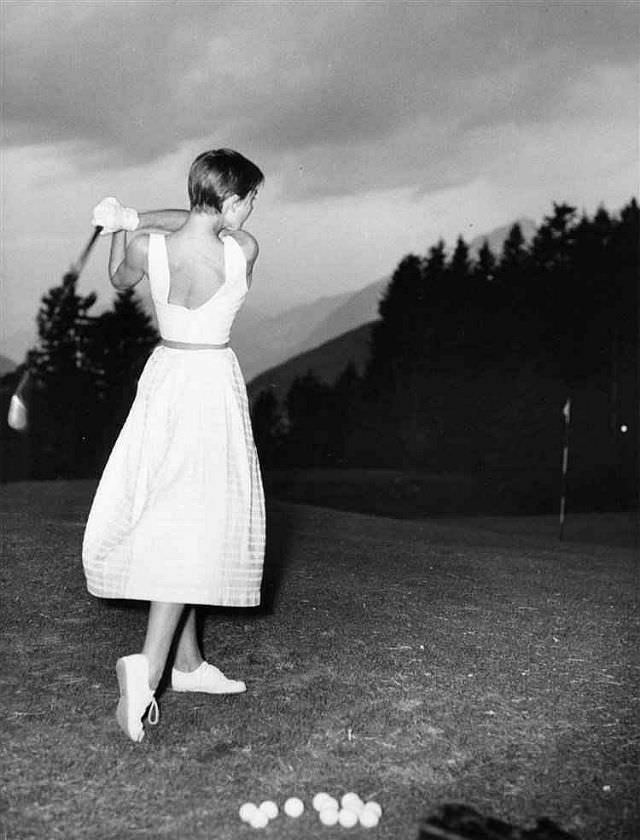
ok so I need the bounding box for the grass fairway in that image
[1,481,638,840]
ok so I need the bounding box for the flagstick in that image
[559,397,571,540]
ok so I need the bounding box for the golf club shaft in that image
[75,225,103,275]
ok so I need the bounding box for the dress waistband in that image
[160,339,230,350]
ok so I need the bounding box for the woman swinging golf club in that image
[82,149,266,743]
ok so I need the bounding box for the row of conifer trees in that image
[251,199,637,508]
[1,278,158,479]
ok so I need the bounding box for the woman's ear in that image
[222,194,241,214]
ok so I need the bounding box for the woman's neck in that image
[184,210,225,238]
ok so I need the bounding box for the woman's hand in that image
[92,196,140,235]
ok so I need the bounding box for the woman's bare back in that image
[164,230,227,310]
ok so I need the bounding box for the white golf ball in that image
[323,795,339,811]
[341,792,364,813]
[283,797,304,818]
[239,802,258,822]
[313,792,332,811]
[249,810,269,829]
[338,808,359,828]
[359,809,380,828]
[259,800,278,820]
[363,801,382,818]
[319,807,340,826]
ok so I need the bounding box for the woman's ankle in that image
[173,656,205,674]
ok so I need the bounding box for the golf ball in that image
[249,810,269,829]
[359,809,380,828]
[319,807,340,826]
[259,800,278,820]
[338,808,359,828]
[341,792,364,813]
[364,801,382,818]
[313,792,332,811]
[283,797,304,818]
[239,803,258,822]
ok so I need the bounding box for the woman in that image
[83,149,266,743]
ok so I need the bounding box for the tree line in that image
[251,199,637,508]
[1,274,158,480]
[1,197,637,509]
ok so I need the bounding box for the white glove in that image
[92,196,139,234]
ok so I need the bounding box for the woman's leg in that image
[170,607,246,694]
[142,601,186,689]
[173,607,205,673]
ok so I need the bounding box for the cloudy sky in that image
[2,0,638,363]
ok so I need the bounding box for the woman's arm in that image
[135,209,189,234]
[92,198,187,236]
[224,229,259,288]
[109,232,148,290]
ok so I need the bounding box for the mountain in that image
[291,277,387,358]
[232,289,360,382]
[237,218,538,382]
[247,321,375,403]
[0,324,36,372]
[468,217,536,258]
[0,354,17,376]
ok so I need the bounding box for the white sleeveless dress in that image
[82,233,265,607]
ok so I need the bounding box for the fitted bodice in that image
[148,233,248,344]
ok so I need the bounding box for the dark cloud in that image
[4,0,638,197]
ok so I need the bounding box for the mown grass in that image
[1,481,638,840]
[264,466,636,519]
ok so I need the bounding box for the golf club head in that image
[8,394,28,432]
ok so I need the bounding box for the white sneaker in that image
[115,654,159,743]
[171,662,246,694]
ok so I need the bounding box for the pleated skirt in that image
[82,345,265,606]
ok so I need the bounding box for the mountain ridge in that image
[0,354,17,376]
[242,216,536,383]
[247,322,375,403]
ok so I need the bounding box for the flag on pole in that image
[559,397,571,540]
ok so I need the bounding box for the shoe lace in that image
[147,696,160,726]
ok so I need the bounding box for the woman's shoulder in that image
[127,231,155,254]
[221,229,259,264]
[125,231,152,263]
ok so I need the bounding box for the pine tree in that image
[28,272,99,477]
[367,253,425,398]
[284,371,333,466]
[493,222,534,358]
[530,204,580,378]
[448,236,471,283]
[328,362,362,466]
[473,240,497,284]
[496,223,529,287]
[444,236,473,349]
[415,240,447,362]
[251,388,283,467]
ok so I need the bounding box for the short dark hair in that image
[188,148,264,212]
